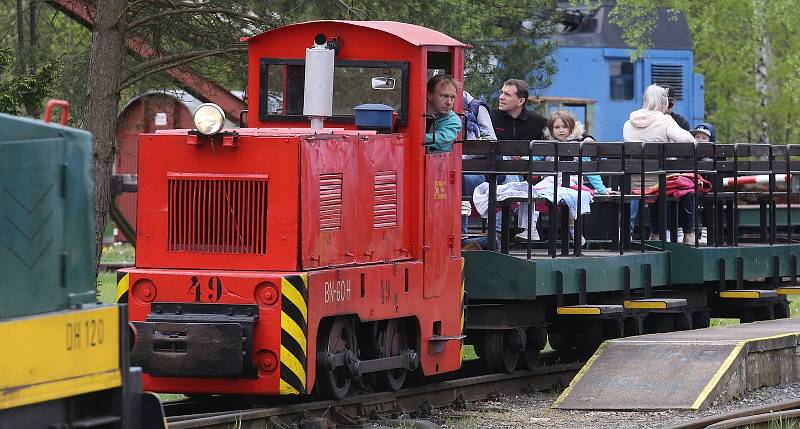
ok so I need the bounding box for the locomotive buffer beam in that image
[318,349,419,378]
[131,303,259,378]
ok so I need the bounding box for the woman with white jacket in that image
[623,85,696,143]
[623,84,697,244]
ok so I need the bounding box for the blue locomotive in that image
[539,4,703,140]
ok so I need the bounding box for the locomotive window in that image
[609,60,634,100]
[259,59,409,124]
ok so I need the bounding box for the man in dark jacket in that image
[489,79,547,241]
[490,79,547,141]
[662,85,691,131]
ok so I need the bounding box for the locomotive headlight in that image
[193,103,225,135]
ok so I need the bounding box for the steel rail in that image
[166,363,581,429]
[705,408,800,429]
[663,398,800,429]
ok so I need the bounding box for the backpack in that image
[464,98,491,139]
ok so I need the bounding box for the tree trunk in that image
[29,0,37,71]
[753,0,770,145]
[85,0,127,275]
[15,0,25,77]
[25,0,39,116]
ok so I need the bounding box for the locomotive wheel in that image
[520,327,547,370]
[482,331,519,373]
[316,317,355,400]
[372,319,409,392]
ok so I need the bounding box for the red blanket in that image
[642,173,711,199]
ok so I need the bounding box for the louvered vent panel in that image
[373,171,398,228]
[167,174,268,254]
[319,173,343,231]
[651,64,684,99]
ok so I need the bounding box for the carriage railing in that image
[462,140,670,257]
[461,140,800,258]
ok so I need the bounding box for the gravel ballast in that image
[433,382,800,428]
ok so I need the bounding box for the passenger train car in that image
[119,20,800,399]
[0,102,164,429]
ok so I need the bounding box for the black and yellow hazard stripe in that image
[115,271,130,302]
[280,274,308,395]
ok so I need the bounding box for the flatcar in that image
[0,102,165,429]
[119,20,800,400]
[462,139,799,368]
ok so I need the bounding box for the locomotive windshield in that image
[259,59,409,124]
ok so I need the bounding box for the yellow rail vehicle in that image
[0,104,164,429]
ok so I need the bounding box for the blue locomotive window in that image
[259,58,409,125]
[609,60,634,100]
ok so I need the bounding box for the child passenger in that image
[516,110,615,242]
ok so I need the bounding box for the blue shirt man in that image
[424,74,461,153]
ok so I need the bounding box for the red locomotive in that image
[120,21,467,398]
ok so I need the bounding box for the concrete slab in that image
[553,318,800,410]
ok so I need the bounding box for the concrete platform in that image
[553,318,800,410]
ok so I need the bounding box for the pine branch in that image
[128,7,270,30]
[118,45,245,90]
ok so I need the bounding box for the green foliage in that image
[607,0,800,144]
[3,1,557,119]
[0,47,60,116]
[249,0,558,101]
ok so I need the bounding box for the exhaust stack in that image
[303,34,335,129]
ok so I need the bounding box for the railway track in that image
[665,398,800,429]
[163,360,581,428]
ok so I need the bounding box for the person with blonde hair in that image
[623,84,695,143]
[623,84,698,244]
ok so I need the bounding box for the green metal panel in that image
[0,113,95,319]
[666,242,800,284]
[738,206,800,228]
[463,251,669,300]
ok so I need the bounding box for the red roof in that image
[243,20,468,48]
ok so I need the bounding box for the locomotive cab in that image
[124,21,467,398]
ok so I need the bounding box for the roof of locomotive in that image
[153,128,379,137]
[243,20,468,48]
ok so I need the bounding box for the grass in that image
[95,243,135,304]
[744,417,799,429]
[96,271,117,303]
[101,242,135,263]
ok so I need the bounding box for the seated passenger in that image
[462,90,497,237]
[691,122,717,244]
[516,110,614,244]
[691,122,716,143]
[425,74,461,153]
[623,84,697,244]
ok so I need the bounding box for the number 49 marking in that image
[189,276,223,302]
